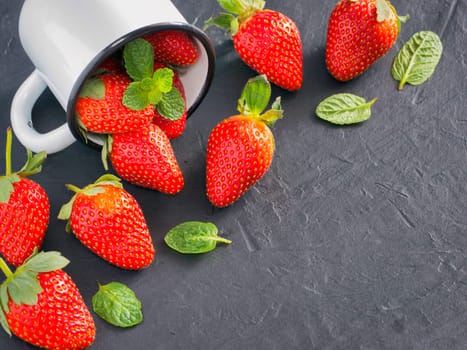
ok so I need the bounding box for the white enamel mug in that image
[11,0,215,153]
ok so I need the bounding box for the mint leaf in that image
[122,81,151,110]
[153,68,174,93]
[316,93,377,125]
[122,68,177,110]
[123,38,154,81]
[164,221,231,254]
[79,78,105,99]
[157,88,185,121]
[92,282,143,328]
[392,31,443,90]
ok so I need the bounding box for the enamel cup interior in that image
[67,23,215,148]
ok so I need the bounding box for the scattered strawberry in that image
[206,75,283,207]
[58,174,155,270]
[205,0,303,91]
[0,128,49,267]
[75,72,154,134]
[103,123,184,195]
[0,250,95,350]
[152,62,187,139]
[143,30,199,66]
[325,0,408,81]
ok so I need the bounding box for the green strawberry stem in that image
[65,184,83,193]
[0,257,13,278]
[2,127,47,179]
[5,128,12,176]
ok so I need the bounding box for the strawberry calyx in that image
[237,75,283,126]
[204,0,265,35]
[79,77,105,99]
[122,38,185,120]
[218,0,265,18]
[101,135,114,171]
[0,250,69,335]
[58,174,123,232]
[376,0,409,34]
[0,127,47,203]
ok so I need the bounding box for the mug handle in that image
[10,69,76,154]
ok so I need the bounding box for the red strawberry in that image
[94,56,123,75]
[153,109,187,140]
[0,128,49,267]
[152,62,187,139]
[206,75,283,207]
[75,72,154,134]
[0,251,95,349]
[325,0,407,81]
[103,123,184,194]
[143,30,199,66]
[58,174,155,270]
[205,1,303,91]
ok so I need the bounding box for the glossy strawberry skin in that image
[110,123,184,194]
[144,30,199,66]
[233,10,303,91]
[153,112,187,140]
[152,63,187,139]
[206,115,275,207]
[325,0,398,81]
[5,270,95,350]
[69,184,154,270]
[0,178,49,267]
[76,73,154,134]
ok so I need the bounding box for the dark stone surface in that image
[1,0,466,349]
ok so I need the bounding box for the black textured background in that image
[1,0,467,349]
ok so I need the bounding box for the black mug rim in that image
[66,21,216,149]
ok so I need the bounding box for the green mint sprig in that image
[122,38,185,120]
